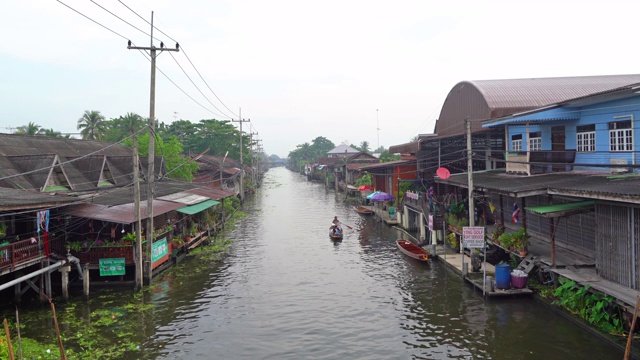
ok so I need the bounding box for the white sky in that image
[2,0,640,158]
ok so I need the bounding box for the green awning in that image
[526,200,594,218]
[176,199,220,215]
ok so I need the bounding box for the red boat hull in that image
[396,240,430,261]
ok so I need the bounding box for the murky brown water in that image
[142,167,623,359]
[4,167,625,359]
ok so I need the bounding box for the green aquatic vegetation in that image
[552,277,625,335]
[1,217,235,359]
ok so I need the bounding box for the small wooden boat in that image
[329,226,343,240]
[354,205,374,215]
[396,239,430,261]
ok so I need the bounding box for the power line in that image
[117,0,239,119]
[56,0,128,41]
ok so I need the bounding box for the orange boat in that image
[354,205,374,215]
[396,240,430,261]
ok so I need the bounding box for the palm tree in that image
[15,122,42,135]
[40,128,63,137]
[360,141,370,152]
[77,110,106,140]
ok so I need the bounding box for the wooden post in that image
[624,296,640,360]
[83,264,90,299]
[49,300,66,360]
[60,266,69,300]
[3,318,14,360]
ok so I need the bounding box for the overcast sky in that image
[2,0,640,158]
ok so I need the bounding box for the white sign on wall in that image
[463,226,485,248]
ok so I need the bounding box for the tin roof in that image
[0,187,77,210]
[437,170,640,203]
[64,199,183,224]
[436,74,640,137]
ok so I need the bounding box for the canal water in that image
[142,167,623,359]
[3,167,625,359]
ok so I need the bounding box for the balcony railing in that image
[505,150,576,175]
[0,238,42,271]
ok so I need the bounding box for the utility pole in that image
[466,117,475,246]
[377,109,380,151]
[127,11,179,286]
[232,108,250,203]
[250,131,258,187]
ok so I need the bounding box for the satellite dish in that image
[436,167,451,180]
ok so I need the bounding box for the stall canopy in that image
[526,200,594,218]
[176,199,220,215]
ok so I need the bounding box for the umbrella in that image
[366,191,381,200]
[358,184,374,191]
[370,192,395,202]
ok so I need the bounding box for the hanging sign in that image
[99,258,125,276]
[428,215,434,231]
[463,226,485,248]
[152,238,169,264]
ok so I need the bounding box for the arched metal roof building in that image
[435,74,640,137]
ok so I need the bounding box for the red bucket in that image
[510,275,528,289]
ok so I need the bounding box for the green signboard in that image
[152,238,168,264]
[99,258,125,276]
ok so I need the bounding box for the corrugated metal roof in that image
[436,74,640,138]
[327,144,359,155]
[484,117,579,128]
[0,187,77,210]
[389,141,420,154]
[176,199,220,215]
[186,187,235,200]
[437,170,640,203]
[526,200,594,217]
[158,192,209,205]
[357,160,414,171]
[65,199,183,224]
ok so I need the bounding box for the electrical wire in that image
[116,0,240,119]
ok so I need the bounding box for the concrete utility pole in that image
[466,117,475,230]
[232,108,250,203]
[127,11,179,286]
[250,131,258,187]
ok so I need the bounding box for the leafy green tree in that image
[39,128,64,137]
[77,110,106,140]
[359,141,370,152]
[125,133,199,181]
[15,122,42,135]
[103,113,147,142]
[373,146,385,153]
[379,150,400,162]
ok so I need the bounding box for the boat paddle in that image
[342,223,354,230]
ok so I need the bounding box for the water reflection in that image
[138,168,623,360]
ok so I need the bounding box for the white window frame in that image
[528,136,542,151]
[577,131,595,152]
[610,128,633,152]
[512,139,522,152]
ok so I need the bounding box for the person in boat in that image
[332,216,340,226]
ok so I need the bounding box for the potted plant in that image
[491,223,505,244]
[446,232,459,251]
[121,232,137,245]
[0,223,7,239]
[498,232,514,251]
[511,228,530,256]
[171,237,185,250]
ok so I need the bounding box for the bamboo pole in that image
[15,306,22,360]
[624,295,640,360]
[49,299,66,360]
[3,318,14,360]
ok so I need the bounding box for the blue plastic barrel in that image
[495,264,511,289]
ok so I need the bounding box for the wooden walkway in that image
[435,248,533,297]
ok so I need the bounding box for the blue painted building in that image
[485,85,640,174]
